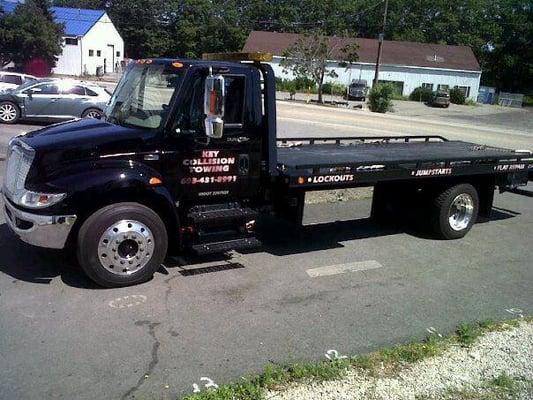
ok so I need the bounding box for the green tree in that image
[280,30,359,103]
[0,0,64,69]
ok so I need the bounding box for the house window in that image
[97,50,102,57]
[89,50,94,57]
[437,84,449,92]
[116,51,121,57]
[422,83,433,90]
[455,86,471,97]
[65,38,78,45]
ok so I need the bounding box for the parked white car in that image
[0,71,37,92]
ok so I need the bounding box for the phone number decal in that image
[181,175,237,185]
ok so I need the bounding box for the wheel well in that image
[0,100,20,111]
[82,107,102,116]
[65,188,179,250]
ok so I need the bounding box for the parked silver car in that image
[0,79,111,124]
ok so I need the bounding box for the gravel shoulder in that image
[267,320,533,400]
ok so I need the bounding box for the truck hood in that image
[21,118,156,159]
[18,118,159,184]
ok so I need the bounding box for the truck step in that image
[188,206,257,227]
[191,237,262,256]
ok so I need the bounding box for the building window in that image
[97,50,102,57]
[89,50,94,57]
[116,51,121,57]
[455,86,471,97]
[422,83,433,90]
[65,38,78,46]
[437,84,449,92]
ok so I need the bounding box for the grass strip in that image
[183,318,529,400]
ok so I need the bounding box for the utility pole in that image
[372,0,389,88]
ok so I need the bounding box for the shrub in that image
[322,82,347,96]
[409,86,434,103]
[293,76,316,91]
[368,83,394,113]
[449,87,466,104]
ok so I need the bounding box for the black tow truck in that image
[2,53,531,287]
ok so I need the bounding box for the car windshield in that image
[105,63,184,129]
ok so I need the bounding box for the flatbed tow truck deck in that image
[276,136,530,188]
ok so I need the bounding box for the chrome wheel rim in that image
[448,193,474,231]
[98,220,155,276]
[0,103,17,122]
[85,110,101,118]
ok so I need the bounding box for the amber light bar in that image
[202,52,273,62]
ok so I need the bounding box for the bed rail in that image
[277,135,448,146]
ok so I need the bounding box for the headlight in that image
[18,191,66,209]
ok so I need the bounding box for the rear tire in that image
[432,184,479,239]
[0,101,20,124]
[82,108,103,119]
[77,202,168,287]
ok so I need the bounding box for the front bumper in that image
[2,193,77,249]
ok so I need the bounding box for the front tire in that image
[0,101,20,124]
[432,184,479,239]
[77,203,168,287]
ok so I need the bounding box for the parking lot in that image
[0,100,532,399]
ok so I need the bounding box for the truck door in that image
[163,65,262,203]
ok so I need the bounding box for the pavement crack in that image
[164,275,180,314]
[121,321,161,400]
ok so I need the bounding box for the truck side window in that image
[224,76,245,125]
[173,73,205,135]
[173,73,245,135]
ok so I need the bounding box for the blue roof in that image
[0,0,17,13]
[0,1,105,36]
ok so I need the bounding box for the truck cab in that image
[3,54,277,287]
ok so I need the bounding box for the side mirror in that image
[25,89,34,99]
[204,74,225,139]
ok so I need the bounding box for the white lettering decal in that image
[412,168,453,177]
[309,174,354,184]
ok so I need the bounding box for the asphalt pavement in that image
[0,98,532,399]
[1,152,532,398]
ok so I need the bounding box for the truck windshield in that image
[105,63,184,129]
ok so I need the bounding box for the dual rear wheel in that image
[372,182,480,239]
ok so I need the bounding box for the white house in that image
[51,6,124,76]
[0,1,124,76]
[243,31,482,100]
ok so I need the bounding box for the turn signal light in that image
[149,177,162,186]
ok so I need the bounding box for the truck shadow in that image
[257,207,519,256]
[0,224,99,288]
[0,206,519,286]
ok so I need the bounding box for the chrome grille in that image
[3,142,34,200]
